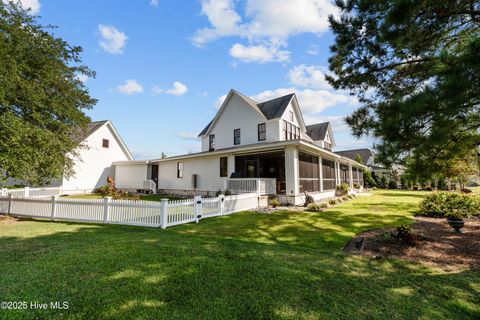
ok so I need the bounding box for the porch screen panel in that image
[352,167,359,185]
[299,152,319,192]
[359,169,364,186]
[340,164,349,184]
[322,159,336,190]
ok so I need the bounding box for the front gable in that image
[279,95,307,136]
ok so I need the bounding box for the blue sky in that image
[22,0,372,159]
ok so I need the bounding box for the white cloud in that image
[192,0,338,62]
[153,81,188,96]
[176,132,200,140]
[229,43,289,63]
[214,94,227,109]
[76,74,89,83]
[98,24,128,54]
[14,0,40,14]
[251,87,357,114]
[288,64,331,90]
[150,0,159,7]
[306,45,320,55]
[117,80,143,95]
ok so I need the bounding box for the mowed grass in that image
[0,190,479,320]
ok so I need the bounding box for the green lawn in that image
[1,190,478,319]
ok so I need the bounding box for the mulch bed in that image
[0,214,21,224]
[344,216,480,271]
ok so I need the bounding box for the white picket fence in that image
[0,192,259,229]
[1,187,63,198]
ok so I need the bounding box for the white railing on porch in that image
[0,192,259,229]
[225,178,276,196]
[143,180,157,194]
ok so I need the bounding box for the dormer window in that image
[102,139,109,148]
[283,120,300,141]
[209,134,215,151]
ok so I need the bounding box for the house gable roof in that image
[335,148,372,164]
[78,120,134,161]
[198,89,267,137]
[305,122,329,141]
[257,93,295,120]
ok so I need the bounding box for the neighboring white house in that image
[5,120,134,194]
[114,89,367,205]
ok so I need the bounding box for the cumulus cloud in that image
[288,64,331,90]
[251,87,357,114]
[214,94,228,109]
[229,43,289,63]
[98,24,128,54]
[13,0,40,14]
[176,132,200,140]
[153,81,188,96]
[117,80,144,95]
[192,0,338,62]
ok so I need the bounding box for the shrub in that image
[304,193,315,207]
[94,185,139,200]
[320,202,329,208]
[342,195,349,201]
[388,180,398,189]
[461,188,472,194]
[445,210,464,221]
[418,192,480,218]
[328,199,337,205]
[424,186,433,191]
[395,225,415,244]
[336,183,349,196]
[224,189,232,196]
[353,182,360,189]
[306,203,322,212]
[269,198,280,208]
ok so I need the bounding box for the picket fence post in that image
[160,199,168,229]
[219,194,225,215]
[24,187,30,197]
[103,197,111,224]
[7,194,13,214]
[194,196,202,223]
[50,196,58,220]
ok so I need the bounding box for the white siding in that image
[157,154,231,192]
[114,164,148,190]
[201,94,271,151]
[62,124,131,192]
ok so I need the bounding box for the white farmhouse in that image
[114,89,367,205]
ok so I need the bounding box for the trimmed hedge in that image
[418,192,480,218]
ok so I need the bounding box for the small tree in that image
[354,153,363,165]
[363,170,376,187]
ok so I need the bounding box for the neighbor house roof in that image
[198,91,296,137]
[305,122,329,141]
[335,148,373,164]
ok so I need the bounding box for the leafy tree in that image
[363,169,376,187]
[328,0,480,177]
[380,176,388,189]
[0,2,95,186]
[160,152,167,159]
[354,153,363,164]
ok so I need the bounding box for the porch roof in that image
[113,140,368,170]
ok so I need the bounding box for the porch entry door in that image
[245,160,258,178]
[150,164,159,186]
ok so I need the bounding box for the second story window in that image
[258,123,266,141]
[283,120,300,141]
[102,139,109,148]
[290,111,294,121]
[209,134,215,151]
[233,129,241,145]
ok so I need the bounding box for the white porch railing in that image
[143,180,157,194]
[225,178,276,195]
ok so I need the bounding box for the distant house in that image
[335,148,404,176]
[114,89,367,205]
[5,120,133,194]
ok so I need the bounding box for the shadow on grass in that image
[0,221,479,320]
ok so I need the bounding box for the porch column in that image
[285,146,299,197]
[227,154,235,177]
[335,161,340,186]
[319,156,323,192]
[348,164,353,188]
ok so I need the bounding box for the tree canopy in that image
[0,2,96,186]
[328,0,480,176]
